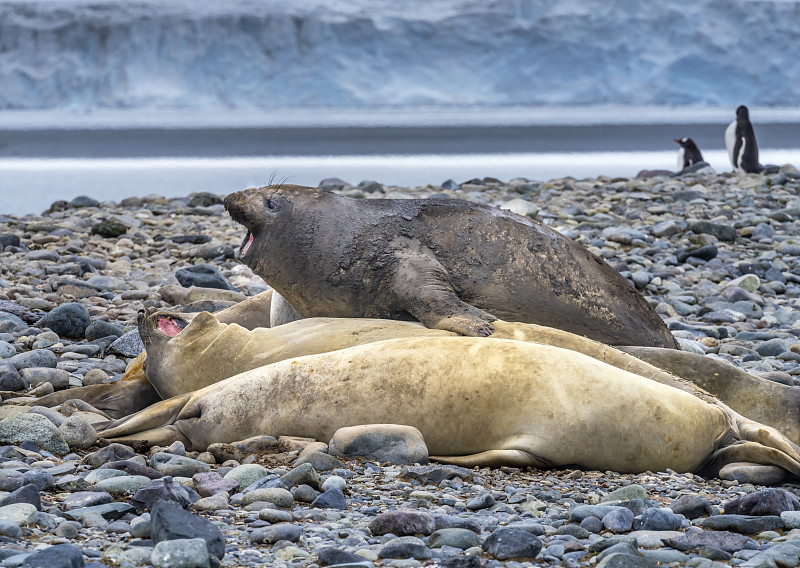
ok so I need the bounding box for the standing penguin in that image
[725,105,761,173]
[674,137,704,171]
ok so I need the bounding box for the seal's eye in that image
[266,198,277,210]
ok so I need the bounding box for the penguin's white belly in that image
[677,147,685,170]
[737,138,746,171]
[725,120,736,167]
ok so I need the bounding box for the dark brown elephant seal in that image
[224,185,677,348]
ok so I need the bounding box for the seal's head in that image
[137,308,193,398]
[224,185,298,261]
[137,308,189,350]
[224,184,334,272]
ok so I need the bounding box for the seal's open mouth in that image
[157,315,188,337]
[240,231,254,257]
[224,196,254,259]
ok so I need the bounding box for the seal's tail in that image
[701,417,800,479]
[705,442,800,479]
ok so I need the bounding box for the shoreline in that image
[3,150,800,218]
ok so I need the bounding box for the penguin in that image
[674,137,704,171]
[725,105,761,173]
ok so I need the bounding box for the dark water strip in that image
[0,122,797,159]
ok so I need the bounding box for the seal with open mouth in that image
[224,185,677,348]
[99,335,800,479]
[137,309,800,448]
[27,289,276,418]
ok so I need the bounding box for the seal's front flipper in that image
[425,310,497,337]
[431,449,549,468]
[391,244,497,337]
[216,288,275,329]
[98,394,191,439]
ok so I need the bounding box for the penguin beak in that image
[673,139,681,144]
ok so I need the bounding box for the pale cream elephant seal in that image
[27,290,277,418]
[99,337,800,478]
[139,309,451,399]
[136,308,687,400]
[33,300,800,455]
[140,309,800,448]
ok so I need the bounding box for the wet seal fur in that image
[100,335,800,478]
[224,185,677,347]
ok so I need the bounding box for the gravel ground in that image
[0,164,800,568]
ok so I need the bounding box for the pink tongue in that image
[157,317,184,337]
[242,233,254,255]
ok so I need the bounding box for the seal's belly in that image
[186,337,728,473]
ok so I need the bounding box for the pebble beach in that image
[2,163,800,568]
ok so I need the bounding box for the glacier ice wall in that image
[0,0,798,110]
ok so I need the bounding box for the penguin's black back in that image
[734,105,760,173]
[676,137,704,169]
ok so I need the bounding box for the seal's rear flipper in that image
[98,394,191,439]
[431,449,550,468]
[59,399,112,420]
[26,351,157,419]
[30,375,161,419]
[618,346,800,447]
[736,419,800,465]
[105,426,191,449]
[704,442,800,479]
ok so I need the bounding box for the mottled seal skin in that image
[100,336,800,478]
[621,346,800,447]
[224,185,677,347]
